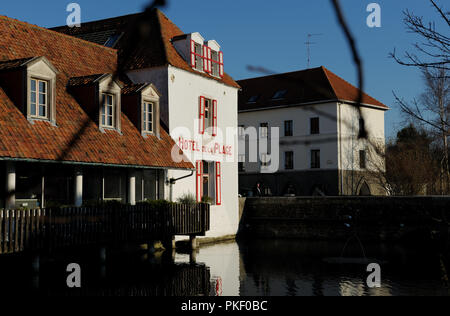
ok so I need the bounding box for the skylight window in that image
[272,90,288,100]
[247,95,260,103]
[104,33,122,48]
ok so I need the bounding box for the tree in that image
[370,125,437,196]
[390,0,449,72]
[391,1,450,194]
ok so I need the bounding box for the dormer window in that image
[101,93,115,128]
[68,73,122,133]
[0,57,58,124]
[30,78,49,119]
[121,83,161,138]
[272,90,288,100]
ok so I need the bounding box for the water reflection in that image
[0,239,448,296]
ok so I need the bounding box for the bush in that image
[136,199,174,208]
[201,196,213,204]
[177,193,197,205]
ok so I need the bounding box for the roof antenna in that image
[305,33,323,69]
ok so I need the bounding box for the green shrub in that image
[177,193,197,205]
[201,196,213,204]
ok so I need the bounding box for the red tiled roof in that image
[0,15,193,170]
[238,66,388,112]
[51,9,240,89]
[322,67,388,109]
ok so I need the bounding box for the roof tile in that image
[0,15,193,170]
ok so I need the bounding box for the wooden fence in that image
[0,203,210,255]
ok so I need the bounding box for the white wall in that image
[238,102,339,173]
[127,65,240,239]
[337,102,386,172]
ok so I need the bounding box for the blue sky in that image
[1,0,446,138]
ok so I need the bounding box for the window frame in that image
[285,151,294,170]
[193,42,204,71]
[310,117,320,135]
[100,92,115,129]
[142,100,154,134]
[211,50,221,77]
[29,78,49,120]
[284,120,293,137]
[311,149,321,169]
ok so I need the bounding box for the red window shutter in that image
[199,96,205,134]
[212,100,218,137]
[196,161,203,202]
[219,51,224,78]
[207,47,212,74]
[203,45,209,73]
[190,40,196,68]
[215,162,222,205]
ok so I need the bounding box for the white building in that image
[53,9,241,241]
[238,67,388,196]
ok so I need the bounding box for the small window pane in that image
[30,102,36,116]
[31,92,36,104]
[39,81,46,93]
[31,79,36,92]
[39,105,46,117]
[39,93,46,105]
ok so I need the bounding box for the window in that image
[310,117,320,135]
[247,95,260,103]
[285,151,294,170]
[104,34,122,48]
[211,50,220,77]
[30,78,48,119]
[284,120,293,137]
[196,161,221,205]
[311,150,321,169]
[101,93,115,128]
[199,97,217,136]
[260,123,268,138]
[143,101,154,133]
[272,90,288,100]
[360,150,367,169]
[190,41,204,71]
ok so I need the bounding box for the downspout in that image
[168,171,195,202]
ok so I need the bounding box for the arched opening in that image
[359,182,371,196]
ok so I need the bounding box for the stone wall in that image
[238,197,450,242]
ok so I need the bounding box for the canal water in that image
[0,239,448,296]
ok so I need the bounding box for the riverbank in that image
[238,196,450,242]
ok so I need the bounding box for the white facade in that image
[238,101,387,195]
[128,61,239,239]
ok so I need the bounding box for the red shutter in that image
[199,96,205,134]
[196,161,203,202]
[212,100,218,137]
[203,45,209,73]
[219,51,224,78]
[190,40,196,68]
[207,47,212,74]
[215,162,222,205]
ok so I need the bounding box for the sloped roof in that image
[51,9,240,89]
[238,66,388,112]
[0,15,193,170]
